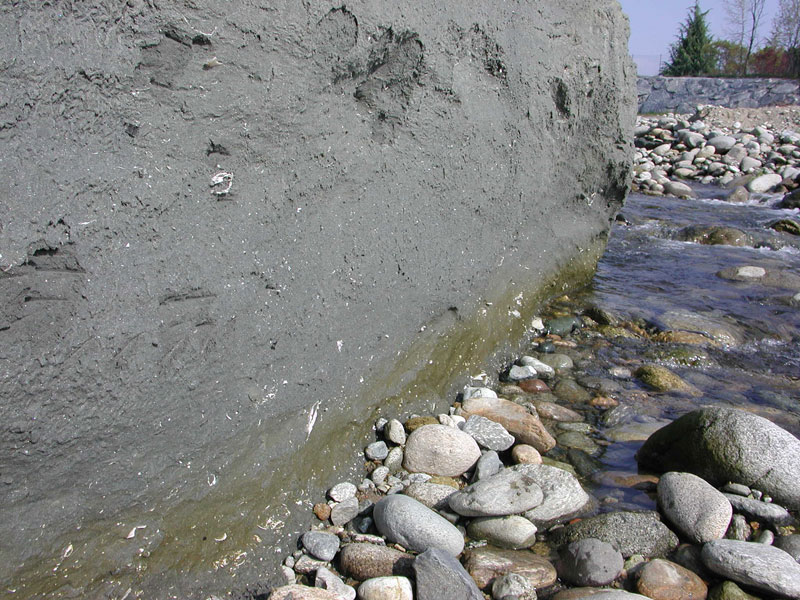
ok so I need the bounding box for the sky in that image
[619,0,780,75]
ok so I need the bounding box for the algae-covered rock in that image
[637,407,800,509]
[635,365,702,396]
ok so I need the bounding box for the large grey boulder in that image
[373,495,465,556]
[702,539,800,598]
[0,1,636,596]
[637,407,800,509]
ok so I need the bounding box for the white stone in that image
[329,482,357,502]
[747,173,783,193]
[403,424,481,477]
[357,577,413,600]
[736,266,766,278]
[657,472,732,544]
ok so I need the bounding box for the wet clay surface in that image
[0,1,634,596]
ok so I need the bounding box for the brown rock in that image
[519,379,551,393]
[589,395,619,409]
[404,416,438,432]
[637,559,707,600]
[268,584,341,599]
[314,503,332,521]
[592,471,659,491]
[338,543,415,581]
[511,444,542,465]
[528,399,583,422]
[461,395,556,453]
[652,331,718,346]
[463,545,557,591]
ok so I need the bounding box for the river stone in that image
[329,482,358,502]
[462,415,515,451]
[463,545,558,591]
[384,419,406,445]
[467,515,538,550]
[774,535,800,561]
[552,593,650,600]
[536,353,574,370]
[520,356,556,379]
[413,547,483,600]
[448,464,544,517]
[403,482,457,511]
[723,493,794,525]
[331,497,360,526]
[707,136,736,152]
[748,173,783,193]
[636,559,707,600]
[338,543,415,580]
[515,464,592,527]
[553,379,592,403]
[664,180,694,198]
[316,566,356,600]
[707,581,761,600]
[528,399,583,422]
[473,450,504,481]
[357,577,413,600]
[548,511,679,558]
[637,407,800,509]
[302,531,341,562]
[702,539,800,597]
[655,309,744,346]
[366,441,390,461]
[636,364,701,395]
[403,424,481,477]
[373,495,464,556]
[558,538,623,586]
[268,585,341,600]
[675,225,749,247]
[518,379,551,393]
[491,572,538,600]
[657,472,732,543]
[509,364,539,381]
[460,395,556,452]
[512,444,542,465]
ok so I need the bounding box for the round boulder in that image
[403,424,481,477]
[637,407,800,510]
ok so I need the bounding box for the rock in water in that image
[657,472,732,543]
[403,424,481,477]
[702,539,800,597]
[637,407,800,509]
[413,548,483,600]
[463,546,558,591]
[373,495,465,556]
[636,559,707,600]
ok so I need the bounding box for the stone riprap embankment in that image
[638,76,800,115]
[0,1,635,596]
[272,313,800,600]
[632,105,800,203]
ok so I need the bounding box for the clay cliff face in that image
[0,0,635,596]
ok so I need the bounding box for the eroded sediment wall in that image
[0,1,635,596]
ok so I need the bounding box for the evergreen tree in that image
[661,3,718,76]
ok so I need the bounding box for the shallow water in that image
[557,186,800,512]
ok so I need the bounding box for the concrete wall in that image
[0,1,636,596]
[638,76,800,114]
